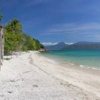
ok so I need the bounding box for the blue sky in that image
[1,0,100,44]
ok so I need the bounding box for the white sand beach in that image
[0,51,100,100]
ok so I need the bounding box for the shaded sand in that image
[0,51,99,100]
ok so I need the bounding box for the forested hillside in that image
[4,19,44,54]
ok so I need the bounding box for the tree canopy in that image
[4,19,44,54]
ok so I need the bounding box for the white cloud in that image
[42,23,100,35]
[42,42,58,46]
[42,42,74,46]
[65,42,74,45]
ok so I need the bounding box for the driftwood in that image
[0,25,4,65]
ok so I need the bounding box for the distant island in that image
[45,41,100,51]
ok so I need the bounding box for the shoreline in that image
[41,52,100,71]
[41,50,100,73]
[36,51,100,98]
[0,51,100,100]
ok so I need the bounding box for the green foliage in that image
[4,19,44,54]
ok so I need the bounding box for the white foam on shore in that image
[42,52,100,71]
[38,51,100,98]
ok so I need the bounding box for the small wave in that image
[41,52,100,71]
[79,64,100,71]
[80,65,84,68]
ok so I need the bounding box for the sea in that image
[43,50,100,69]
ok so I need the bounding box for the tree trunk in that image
[0,25,4,66]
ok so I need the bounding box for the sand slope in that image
[0,51,99,100]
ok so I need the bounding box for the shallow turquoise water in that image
[43,50,100,69]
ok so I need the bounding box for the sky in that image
[1,0,100,44]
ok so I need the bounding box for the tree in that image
[5,19,22,33]
[5,19,23,53]
[4,19,44,54]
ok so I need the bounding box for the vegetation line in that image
[4,19,44,55]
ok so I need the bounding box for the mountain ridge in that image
[45,41,100,51]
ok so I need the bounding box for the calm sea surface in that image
[43,50,100,69]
